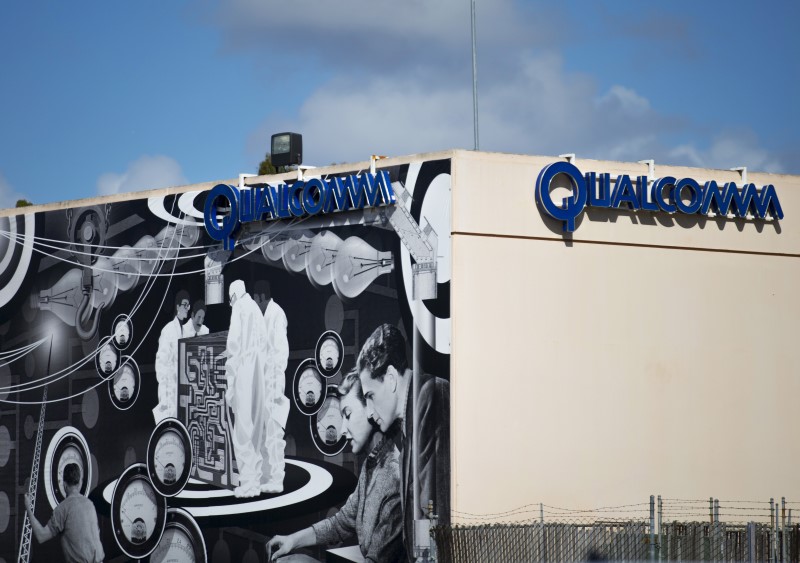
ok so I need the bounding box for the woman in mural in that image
[266,370,406,562]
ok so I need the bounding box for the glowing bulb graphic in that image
[111,246,139,292]
[91,258,119,311]
[133,236,159,277]
[262,233,291,263]
[155,224,199,261]
[306,231,342,289]
[332,237,394,300]
[240,228,265,252]
[36,268,84,326]
[282,231,314,274]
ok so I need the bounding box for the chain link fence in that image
[430,497,800,562]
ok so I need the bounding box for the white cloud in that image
[668,133,784,173]
[0,172,28,210]
[97,155,187,196]
[222,2,784,174]
[597,86,651,117]
[249,51,672,167]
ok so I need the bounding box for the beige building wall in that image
[450,150,799,519]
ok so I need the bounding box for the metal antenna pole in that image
[470,0,479,150]
[18,337,53,563]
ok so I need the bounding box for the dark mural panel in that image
[0,159,450,562]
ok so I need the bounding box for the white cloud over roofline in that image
[97,155,188,197]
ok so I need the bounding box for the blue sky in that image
[1,0,797,208]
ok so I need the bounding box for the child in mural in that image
[182,300,209,337]
[267,370,406,562]
[153,290,191,423]
[357,323,451,558]
[24,463,105,563]
[254,279,290,493]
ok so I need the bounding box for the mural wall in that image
[0,158,451,562]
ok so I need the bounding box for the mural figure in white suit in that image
[256,280,290,494]
[226,280,269,498]
[153,291,190,423]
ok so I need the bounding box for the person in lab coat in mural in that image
[254,279,290,493]
[182,300,209,338]
[226,280,289,497]
[153,290,190,423]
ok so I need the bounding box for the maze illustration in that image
[177,332,239,489]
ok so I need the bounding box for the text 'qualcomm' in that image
[535,161,784,232]
[204,171,396,250]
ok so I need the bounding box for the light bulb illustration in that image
[90,257,120,311]
[240,227,265,252]
[262,233,291,263]
[154,223,199,261]
[36,268,84,326]
[111,246,140,292]
[306,231,342,289]
[282,231,314,274]
[133,236,159,277]
[331,237,394,300]
[67,205,109,340]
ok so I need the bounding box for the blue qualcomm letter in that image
[535,161,587,232]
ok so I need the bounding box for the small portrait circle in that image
[112,314,133,350]
[315,330,344,378]
[95,337,119,377]
[293,359,326,416]
[310,387,348,456]
[108,357,140,411]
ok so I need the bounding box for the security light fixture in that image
[271,132,302,167]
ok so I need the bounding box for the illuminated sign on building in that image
[204,171,396,249]
[536,161,784,232]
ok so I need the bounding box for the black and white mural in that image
[0,159,451,562]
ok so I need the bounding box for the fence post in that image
[781,497,786,563]
[770,498,775,563]
[650,495,656,561]
[657,495,662,561]
[710,497,715,524]
[539,503,545,563]
[747,521,756,563]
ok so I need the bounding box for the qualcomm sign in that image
[535,161,784,232]
[204,171,396,250]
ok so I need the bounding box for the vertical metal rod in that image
[714,498,720,522]
[470,0,479,150]
[710,497,715,524]
[770,497,776,563]
[770,498,775,528]
[412,299,423,558]
[539,503,544,563]
[781,497,786,563]
[657,495,662,561]
[650,495,656,561]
